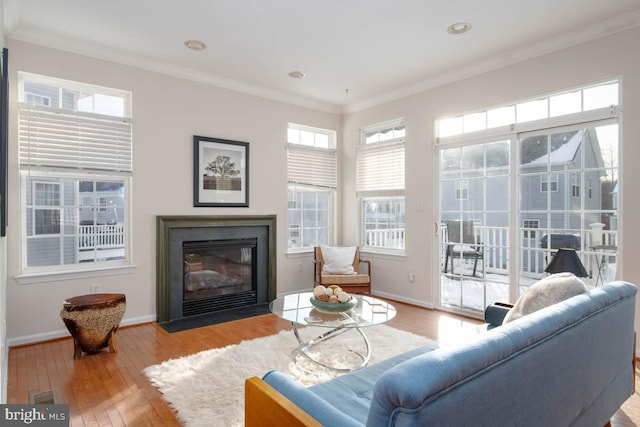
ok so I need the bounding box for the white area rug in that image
[144,324,431,427]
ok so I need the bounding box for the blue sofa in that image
[245,281,637,426]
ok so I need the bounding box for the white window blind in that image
[19,103,133,173]
[356,139,405,197]
[287,144,337,189]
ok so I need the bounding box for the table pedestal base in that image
[291,322,371,372]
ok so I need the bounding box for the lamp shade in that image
[544,248,588,277]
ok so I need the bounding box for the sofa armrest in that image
[253,371,364,427]
[245,376,321,427]
[484,302,513,328]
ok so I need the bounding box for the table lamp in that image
[544,248,588,277]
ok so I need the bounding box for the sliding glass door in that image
[439,139,511,312]
[438,121,618,315]
[517,123,619,294]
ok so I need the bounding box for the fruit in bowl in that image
[311,285,356,312]
[312,285,352,303]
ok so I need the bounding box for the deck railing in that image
[363,228,405,249]
[439,224,617,279]
[78,224,125,249]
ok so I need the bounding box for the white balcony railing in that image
[78,224,125,249]
[436,223,617,280]
[363,228,405,249]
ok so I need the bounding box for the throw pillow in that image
[503,272,588,323]
[321,246,357,275]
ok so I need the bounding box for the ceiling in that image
[3,0,640,113]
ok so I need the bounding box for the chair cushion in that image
[321,246,357,274]
[320,273,370,285]
[503,272,587,323]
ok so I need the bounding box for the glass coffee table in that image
[269,291,396,372]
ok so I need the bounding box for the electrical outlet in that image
[297,262,303,272]
[408,271,416,282]
[89,284,100,294]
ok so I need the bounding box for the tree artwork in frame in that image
[193,135,249,207]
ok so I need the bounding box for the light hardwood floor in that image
[7,301,640,426]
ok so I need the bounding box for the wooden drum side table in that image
[60,293,126,359]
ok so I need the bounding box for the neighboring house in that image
[519,129,606,242]
[441,129,611,273]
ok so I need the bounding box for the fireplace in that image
[183,238,257,316]
[156,215,276,323]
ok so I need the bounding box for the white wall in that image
[4,27,640,343]
[342,27,640,330]
[4,39,341,343]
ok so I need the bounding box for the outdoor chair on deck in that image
[314,246,371,295]
[443,220,484,276]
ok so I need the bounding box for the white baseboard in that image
[372,290,434,309]
[6,314,156,347]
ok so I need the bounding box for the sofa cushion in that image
[503,272,587,323]
[321,246,357,275]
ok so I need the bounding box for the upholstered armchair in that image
[313,246,371,295]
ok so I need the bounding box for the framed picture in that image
[193,135,249,207]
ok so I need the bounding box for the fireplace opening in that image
[156,215,276,327]
[182,238,258,316]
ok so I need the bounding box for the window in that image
[32,181,60,235]
[19,73,132,275]
[571,173,580,198]
[357,120,406,252]
[436,79,620,315]
[437,81,619,138]
[287,124,337,251]
[541,173,558,192]
[523,219,539,239]
[455,180,469,200]
[25,92,50,107]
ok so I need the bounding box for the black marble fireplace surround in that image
[156,215,276,329]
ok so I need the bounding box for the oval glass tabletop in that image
[269,291,396,328]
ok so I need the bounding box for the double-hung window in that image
[18,73,132,276]
[357,120,406,253]
[286,124,337,252]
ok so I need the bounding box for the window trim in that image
[358,120,406,255]
[523,219,540,239]
[286,184,336,254]
[18,74,133,279]
[455,180,469,200]
[571,173,581,198]
[541,173,559,192]
[19,170,133,278]
[286,123,337,253]
[436,80,619,140]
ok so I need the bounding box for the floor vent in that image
[31,390,55,404]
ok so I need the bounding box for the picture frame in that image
[193,135,249,207]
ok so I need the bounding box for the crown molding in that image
[342,9,640,114]
[6,29,342,115]
[4,6,639,116]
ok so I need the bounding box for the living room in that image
[1,1,640,424]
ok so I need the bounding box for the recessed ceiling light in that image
[184,40,207,51]
[447,22,472,35]
[288,70,306,79]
